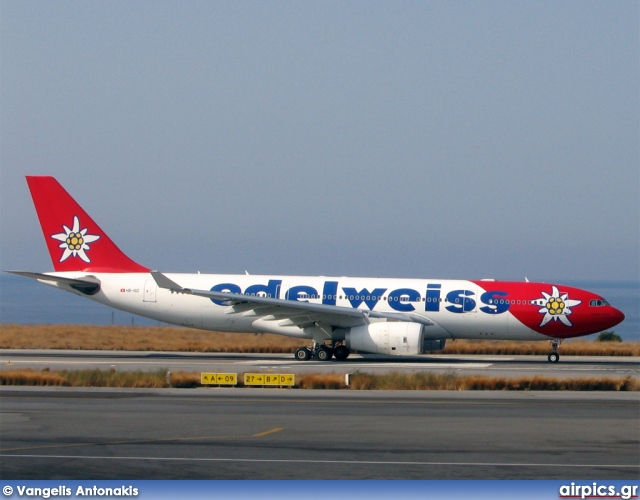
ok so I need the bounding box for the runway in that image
[0,387,638,480]
[1,349,639,379]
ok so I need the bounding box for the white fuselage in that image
[44,272,546,342]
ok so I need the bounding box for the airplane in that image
[8,176,625,363]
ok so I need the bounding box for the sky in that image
[1,1,638,282]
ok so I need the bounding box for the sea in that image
[0,274,638,341]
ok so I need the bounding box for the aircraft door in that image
[448,288,477,313]
[463,288,478,313]
[143,279,157,302]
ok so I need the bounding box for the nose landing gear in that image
[547,339,562,363]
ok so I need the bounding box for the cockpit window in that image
[589,299,610,307]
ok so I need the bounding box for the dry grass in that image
[0,369,69,386]
[169,372,201,388]
[296,373,347,389]
[441,339,639,356]
[0,368,201,388]
[457,375,639,391]
[1,324,638,356]
[349,371,459,390]
[0,324,301,352]
[1,369,637,391]
[347,372,640,391]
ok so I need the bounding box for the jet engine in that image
[345,322,446,356]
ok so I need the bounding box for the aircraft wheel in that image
[333,345,350,360]
[316,346,333,361]
[295,347,312,361]
[548,352,560,363]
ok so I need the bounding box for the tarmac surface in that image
[1,349,639,379]
[1,387,638,479]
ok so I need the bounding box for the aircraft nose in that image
[600,306,626,331]
[587,305,625,334]
[611,307,625,326]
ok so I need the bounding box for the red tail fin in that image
[26,176,150,273]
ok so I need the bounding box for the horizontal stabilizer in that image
[6,271,101,295]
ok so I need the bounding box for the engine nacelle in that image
[346,323,447,355]
[346,322,446,356]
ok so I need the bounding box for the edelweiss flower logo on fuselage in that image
[532,286,581,327]
[51,216,100,263]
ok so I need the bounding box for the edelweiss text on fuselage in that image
[209,279,511,314]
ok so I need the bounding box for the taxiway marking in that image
[0,427,284,453]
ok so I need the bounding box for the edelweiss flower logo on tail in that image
[51,216,100,263]
[533,286,581,327]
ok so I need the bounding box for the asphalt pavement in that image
[1,387,638,479]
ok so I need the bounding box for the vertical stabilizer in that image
[26,176,150,273]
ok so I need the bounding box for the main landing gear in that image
[547,339,562,363]
[294,342,350,361]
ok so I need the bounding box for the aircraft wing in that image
[151,271,433,329]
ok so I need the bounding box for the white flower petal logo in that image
[51,216,100,263]
[532,286,581,327]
